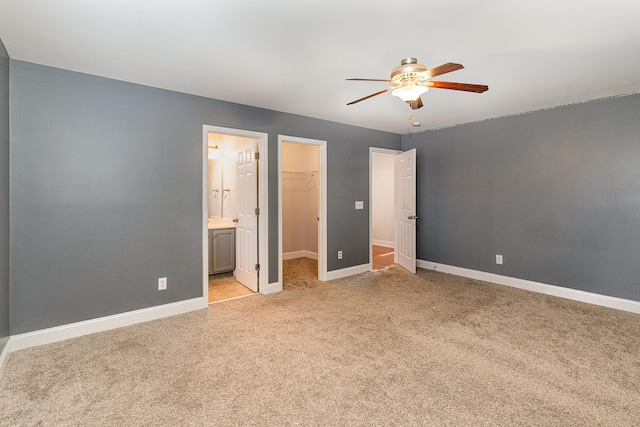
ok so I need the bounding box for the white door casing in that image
[235,139,258,291]
[395,148,417,274]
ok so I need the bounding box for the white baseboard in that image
[372,239,393,248]
[10,297,206,351]
[0,338,11,377]
[326,263,371,281]
[417,260,640,315]
[282,250,318,260]
[262,281,283,295]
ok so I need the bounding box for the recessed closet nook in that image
[281,142,319,283]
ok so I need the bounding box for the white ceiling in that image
[1,0,639,134]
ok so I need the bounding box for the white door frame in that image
[202,125,270,304]
[369,147,401,271]
[278,135,328,288]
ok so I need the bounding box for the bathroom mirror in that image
[208,157,223,218]
[207,145,237,220]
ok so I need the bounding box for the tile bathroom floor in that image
[208,273,254,303]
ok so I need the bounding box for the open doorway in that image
[369,147,417,274]
[370,148,400,270]
[202,125,270,305]
[278,135,327,290]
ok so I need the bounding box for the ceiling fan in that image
[346,58,488,111]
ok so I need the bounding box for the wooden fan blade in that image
[346,78,392,82]
[425,63,464,78]
[347,88,392,105]
[406,97,423,110]
[427,81,489,93]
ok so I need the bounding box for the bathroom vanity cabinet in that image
[208,227,235,275]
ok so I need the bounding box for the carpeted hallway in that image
[1,264,639,425]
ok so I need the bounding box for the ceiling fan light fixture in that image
[392,85,429,102]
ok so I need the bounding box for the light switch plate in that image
[355,201,364,210]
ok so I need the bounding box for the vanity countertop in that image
[208,218,236,230]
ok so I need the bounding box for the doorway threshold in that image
[209,293,257,305]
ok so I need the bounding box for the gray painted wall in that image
[402,94,640,302]
[10,61,399,334]
[0,39,9,353]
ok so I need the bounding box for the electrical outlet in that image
[496,255,503,265]
[158,277,167,290]
[338,251,343,260]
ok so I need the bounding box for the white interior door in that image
[395,149,417,274]
[235,139,258,292]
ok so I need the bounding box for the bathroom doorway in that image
[278,135,327,289]
[202,125,269,304]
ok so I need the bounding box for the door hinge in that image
[255,207,260,215]
[255,263,260,271]
[254,152,260,160]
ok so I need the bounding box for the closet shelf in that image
[282,170,318,175]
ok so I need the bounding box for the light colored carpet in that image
[283,257,320,290]
[1,262,639,426]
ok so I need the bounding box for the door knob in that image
[408,215,419,220]
[232,218,239,223]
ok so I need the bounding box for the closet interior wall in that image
[282,143,319,260]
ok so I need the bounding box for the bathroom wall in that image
[207,134,223,218]
[220,135,239,220]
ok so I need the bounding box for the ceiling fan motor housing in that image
[391,58,428,86]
